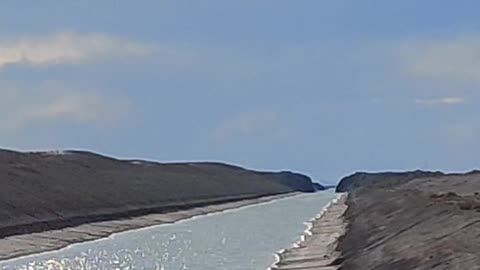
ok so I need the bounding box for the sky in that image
[1,1,480,184]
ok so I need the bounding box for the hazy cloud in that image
[212,111,279,143]
[0,82,130,131]
[414,97,465,106]
[400,34,480,84]
[0,32,156,68]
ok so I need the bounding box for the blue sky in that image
[1,1,480,183]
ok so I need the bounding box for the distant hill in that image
[323,184,337,190]
[313,182,327,191]
[0,149,323,238]
[336,170,443,192]
[336,170,480,192]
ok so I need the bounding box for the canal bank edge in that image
[0,193,302,262]
[269,193,348,270]
[335,172,480,269]
[0,149,326,241]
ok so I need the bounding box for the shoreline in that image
[0,149,323,239]
[269,193,348,270]
[0,192,301,262]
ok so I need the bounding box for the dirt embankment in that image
[0,149,321,239]
[337,172,480,270]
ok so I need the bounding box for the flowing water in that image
[1,191,335,270]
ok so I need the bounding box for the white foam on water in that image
[266,193,341,270]
[265,248,285,270]
[3,192,338,270]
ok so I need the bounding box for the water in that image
[1,191,335,270]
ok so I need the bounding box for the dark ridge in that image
[0,148,324,238]
[466,169,480,175]
[313,182,327,191]
[336,170,446,192]
[257,171,317,192]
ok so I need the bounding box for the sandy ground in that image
[0,193,299,261]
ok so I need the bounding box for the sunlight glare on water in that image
[1,191,335,270]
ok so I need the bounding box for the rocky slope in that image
[0,149,322,238]
[337,171,480,270]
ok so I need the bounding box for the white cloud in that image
[400,34,480,84]
[212,111,279,143]
[414,97,465,106]
[0,82,130,130]
[0,32,156,68]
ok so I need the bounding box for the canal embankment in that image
[336,171,480,270]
